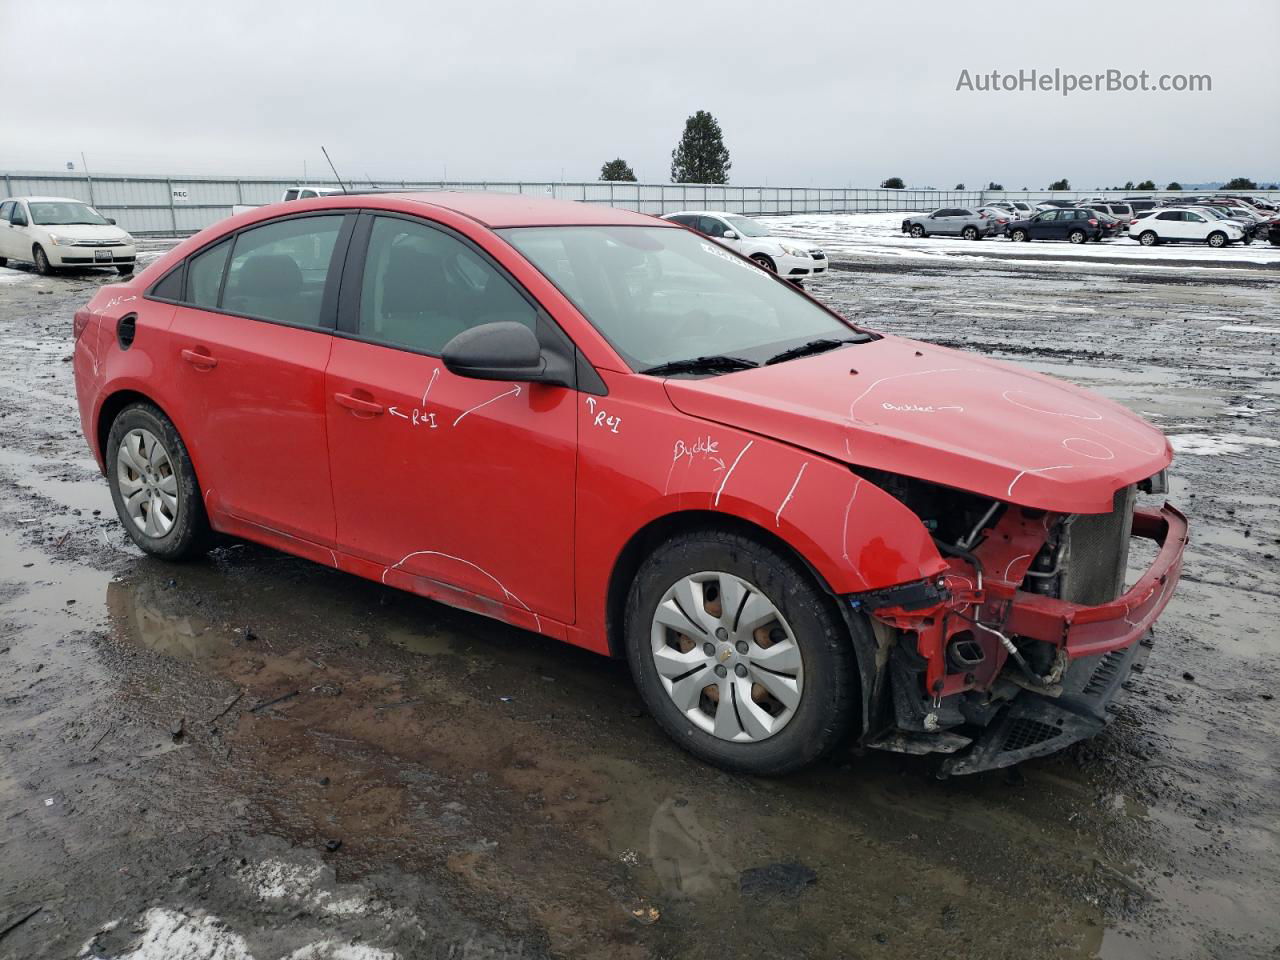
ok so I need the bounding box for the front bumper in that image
[50,244,137,267]
[867,504,1188,775]
[777,252,822,277]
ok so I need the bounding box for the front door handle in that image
[180,347,217,369]
[334,392,384,415]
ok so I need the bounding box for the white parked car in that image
[0,196,137,275]
[661,211,827,280]
[988,200,1036,220]
[231,186,345,216]
[1128,207,1245,247]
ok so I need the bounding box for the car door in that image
[930,209,957,235]
[165,211,353,549]
[0,202,14,259]
[323,212,577,626]
[1152,211,1184,240]
[4,201,33,260]
[1183,211,1209,239]
[1029,210,1057,239]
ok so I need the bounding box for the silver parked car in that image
[900,207,994,240]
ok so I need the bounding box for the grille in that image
[73,239,126,246]
[1059,485,1136,606]
[1082,649,1127,696]
[1001,718,1062,753]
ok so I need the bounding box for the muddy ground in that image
[0,242,1277,959]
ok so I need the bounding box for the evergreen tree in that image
[670,112,731,184]
[599,158,637,182]
[881,177,905,189]
[1135,179,1156,191]
[1166,182,1182,190]
[1223,177,1258,190]
[1048,178,1070,190]
[954,183,965,190]
[987,181,1004,190]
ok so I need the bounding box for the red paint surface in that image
[74,192,1184,689]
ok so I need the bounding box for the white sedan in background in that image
[661,210,827,281]
[0,196,137,275]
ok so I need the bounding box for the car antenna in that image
[321,145,350,194]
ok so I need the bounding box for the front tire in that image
[116,264,135,276]
[0,256,8,267]
[106,403,212,560]
[1139,231,1159,246]
[624,529,858,776]
[750,254,776,273]
[33,245,53,275]
[909,224,926,238]
[1011,228,1029,242]
[1206,231,1227,248]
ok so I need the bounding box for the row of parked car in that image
[902,194,1280,248]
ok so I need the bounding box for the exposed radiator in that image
[1058,484,1137,606]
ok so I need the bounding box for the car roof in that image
[4,195,87,203]
[366,191,669,228]
[663,210,739,218]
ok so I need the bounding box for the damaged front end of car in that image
[845,469,1188,776]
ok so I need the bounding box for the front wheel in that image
[1206,231,1227,248]
[116,263,135,276]
[106,403,212,559]
[1011,228,1029,242]
[33,246,53,275]
[624,529,859,776]
[909,224,926,238]
[1139,231,1159,246]
[962,225,979,241]
[0,256,7,267]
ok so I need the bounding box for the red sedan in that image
[73,192,1186,776]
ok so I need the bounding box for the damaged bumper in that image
[857,503,1188,775]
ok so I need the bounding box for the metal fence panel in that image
[3,170,1276,236]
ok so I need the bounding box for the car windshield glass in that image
[725,216,772,238]
[28,201,110,226]
[502,226,870,372]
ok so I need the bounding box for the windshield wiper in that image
[639,355,759,376]
[764,336,870,365]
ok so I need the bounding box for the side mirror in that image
[442,321,546,382]
[106,217,117,225]
[721,230,738,240]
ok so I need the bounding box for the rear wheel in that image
[909,224,926,238]
[624,529,859,775]
[1011,228,1029,242]
[106,403,212,560]
[1068,229,1086,244]
[33,245,52,275]
[1139,231,1159,246]
[961,225,979,241]
[1206,231,1227,248]
[750,254,776,273]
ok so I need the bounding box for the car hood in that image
[663,335,1172,514]
[42,224,132,243]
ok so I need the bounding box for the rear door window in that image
[187,240,231,308]
[222,215,344,327]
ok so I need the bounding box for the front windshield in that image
[29,201,110,226]
[502,226,865,372]
[725,216,772,238]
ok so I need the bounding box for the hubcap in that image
[649,571,804,742]
[116,428,178,538]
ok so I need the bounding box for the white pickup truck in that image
[232,186,344,217]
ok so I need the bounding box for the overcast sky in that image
[3,0,1277,187]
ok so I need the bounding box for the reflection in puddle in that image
[107,578,229,661]
[648,797,736,901]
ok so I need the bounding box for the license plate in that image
[94,249,112,263]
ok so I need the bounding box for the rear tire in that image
[1139,231,1159,246]
[909,224,926,238]
[1068,229,1086,244]
[962,225,979,241]
[624,528,859,776]
[106,403,212,560]
[750,254,776,273]
[33,245,52,275]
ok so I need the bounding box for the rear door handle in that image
[180,348,217,369]
[334,392,384,415]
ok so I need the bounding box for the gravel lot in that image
[0,231,1277,959]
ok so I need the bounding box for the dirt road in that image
[1,243,1277,959]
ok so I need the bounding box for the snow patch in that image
[1218,324,1280,335]
[240,858,371,917]
[88,908,252,960]
[1170,434,1280,456]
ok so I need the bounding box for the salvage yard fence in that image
[4,170,1278,237]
